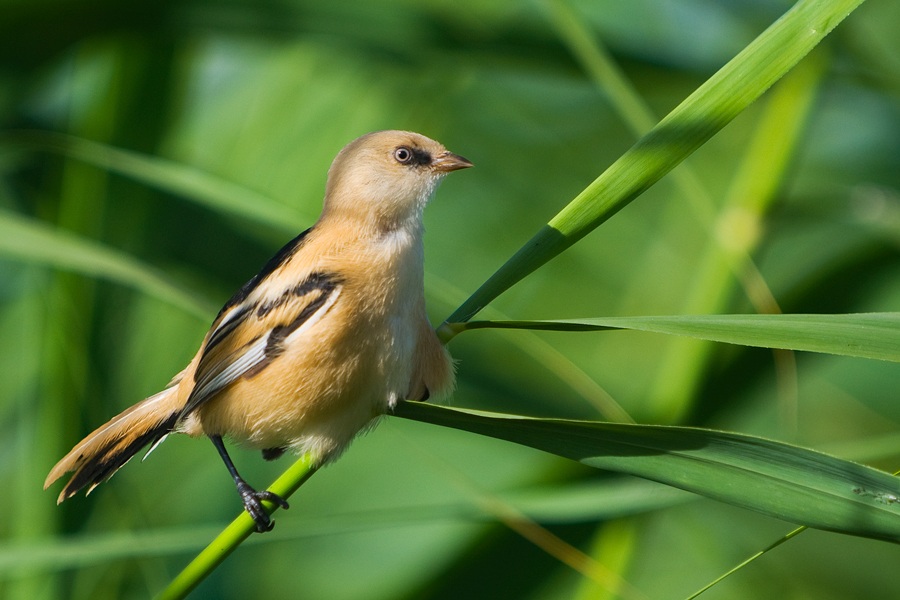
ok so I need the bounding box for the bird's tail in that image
[44,386,184,504]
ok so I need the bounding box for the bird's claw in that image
[236,481,290,533]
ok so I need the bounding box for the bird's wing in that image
[179,271,342,419]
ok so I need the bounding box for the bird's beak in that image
[432,151,474,173]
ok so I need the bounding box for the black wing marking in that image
[200,226,315,366]
[178,271,342,420]
[214,227,314,320]
[205,303,254,354]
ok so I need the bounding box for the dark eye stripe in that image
[394,146,432,167]
[410,147,432,166]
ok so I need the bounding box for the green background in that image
[1,0,899,598]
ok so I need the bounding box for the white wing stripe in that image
[188,334,269,411]
[284,286,341,346]
[181,283,342,419]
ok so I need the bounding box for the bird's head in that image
[322,130,472,232]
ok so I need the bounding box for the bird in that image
[44,130,472,532]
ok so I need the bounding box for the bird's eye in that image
[393,146,414,164]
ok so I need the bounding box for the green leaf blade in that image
[1,131,309,233]
[457,313,900,362]
[0,208,215,319]
[447,0,866,323]
[395,402,900,543]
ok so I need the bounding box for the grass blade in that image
[0,130,309,233]
[447,0,866,323]
[684,526,807,600]
[394,401,900,543]
[0,209,213,318]
[449,313,900,362]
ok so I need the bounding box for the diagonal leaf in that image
[447,313,900,362]
[0,130,309,233]
[0,209,214,318]
[394,401,900,543]
[447,0,866,323]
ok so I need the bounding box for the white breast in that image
[372,226,425,408]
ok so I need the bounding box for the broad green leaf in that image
[0,209,214,318]
[394,401,900,543]
[447,0,866,323]
[447,313,900,362]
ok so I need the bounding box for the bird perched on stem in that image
[45,130,471,532]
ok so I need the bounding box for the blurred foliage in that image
[1,0,899,599]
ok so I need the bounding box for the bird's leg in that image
[209,435,289,533]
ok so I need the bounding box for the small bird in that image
[45,130,471,532]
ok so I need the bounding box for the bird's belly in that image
[188,299,417,462]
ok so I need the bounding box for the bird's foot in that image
[235,480,290,533]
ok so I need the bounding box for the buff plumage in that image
[44,130,471,532]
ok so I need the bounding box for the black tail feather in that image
[59,412,179,501]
